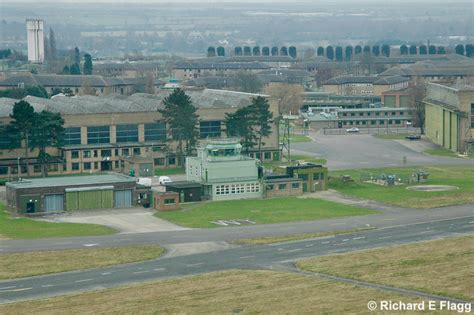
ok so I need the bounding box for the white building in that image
[26,19,45,63]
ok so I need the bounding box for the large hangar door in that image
[44,194,64,212]
[114,190,132,208]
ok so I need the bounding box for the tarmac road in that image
[1,216,473,304]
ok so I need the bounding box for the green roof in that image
[6,173,135,189]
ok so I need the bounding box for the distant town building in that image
[323,75,410,96]
[424,82,474,154]
[26,19,45,63]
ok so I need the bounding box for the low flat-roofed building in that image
[423,82,474,153]
[6,173,137,214]
[323,75,410,96]
[275,163,328,192]
[173,61,270,80]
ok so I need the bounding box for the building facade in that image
[323,76,410,96]
[424,83,474,153]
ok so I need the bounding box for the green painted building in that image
[424,83,474,153]
[6,174,137,214]
[275,163,328,192]
[186,140,262,201]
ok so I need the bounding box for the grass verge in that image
[373,133,410,140]
[329,166,474,208]
[0,245,165,280]
[288,134,312,142]
[155,197,377,228]
[0,204,115,239]
[424,147,462,158]
[297,236,474,301]
[0,270,422,315]
[231,227,374,245]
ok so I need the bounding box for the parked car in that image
[405,134,421,140]
[158,176,173,185]
[346,127,360,133]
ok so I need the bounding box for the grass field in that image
[297,236,474,301]
[0,270,423,315]
[155,197,377,228]
[424,147,462,158]
[154,167,185,176]
[232,227,374,245]
[0,204,115,239]
[288,134,312,142]
[0,245,165,279]
[329,166,474,208]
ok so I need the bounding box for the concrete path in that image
[44,208,190,233]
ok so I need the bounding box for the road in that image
[292,132,474,170]
[1,216,473,304]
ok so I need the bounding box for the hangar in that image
[6,174,137,214]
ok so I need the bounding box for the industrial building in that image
[6,174,137,214]
[26,19,44,63]
[0,89,280,179]
[275,163,328,192]
[424,82,474,153]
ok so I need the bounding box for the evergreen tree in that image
[30,110,65,177]
[49,28,57,61]
[371,45,380,56]
[465,44,474,57]
[409,45,417,55]
[225,106,257,153]
[345,46,353,61]
[62,65,70,74]
[244,46,252,56]
[326,46,334,60]
[158,89,199,164]
[400,45,409,55]
[363,45,371,54]
[317,47,324,56]
[280,46,288,56]
[74,47,80,64]
[455,44,465,55]
[70,63,81,75]
[6,101,37,176]
[335,46,343,61]
[381,44,390,57]
[250,96,273,160]
[437,46,446,54]
[288,46,297,59]
[83,53,93,75]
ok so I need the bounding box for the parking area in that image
[44,208,190,234]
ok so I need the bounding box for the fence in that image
[323,127,421,135]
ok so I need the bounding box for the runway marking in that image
[305,244,313,247]
[342,239,350,242]
[288,248,302,252]
[83,244,99,247]
[74,279,93,283]
[418,230,434,234]
[41,284,54,288]
[186,263,204,267]
[239,255,254,259]
[321,241,330,244]
[153,268,166,272]
[0,286,16,290]
[378,236,392,240]
[0,287,32,292]
[277,248,284,251]
[353,237,366,240]
[468,221,474,224]
[133,270,150,274]
[101,272,112,276]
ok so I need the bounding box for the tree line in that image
[207,46,297,58]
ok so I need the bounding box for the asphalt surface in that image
[1,216,473,304]
[293,132,474,170]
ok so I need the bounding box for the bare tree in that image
[264,82,303,116]
[81,79,96,96]
[410,77,426,134]
[145,72,155,94]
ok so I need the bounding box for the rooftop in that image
[6,173,135,189]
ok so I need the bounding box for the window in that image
[399,112,404,116]
[395,120,401,125]
[64,127,81,145]
[278,184,287,190]
[72,163,80,171]
[376,112,380,116]
[122,148,130,156]
[87,126,110,144]
[371,120,376,125]
[154,158,165,166]
[144,122,166,141]
[115,149,119,156]
[379,120,385,125]
[291,182,300,189]
[83,150,91,158]
[299,174,309,180]
[200,121,221,138]
[84,162,91,170]
[116,124,138,143]
[391,112,396,116]
[71,150,79,159]
[133,148,141,156]
[164,198,175,205]
[264,152,271,160]
[101,149,112,157]
[168,156,176,165]
[94,162,99,169]
[267,184,274,191]
[471,104,474,128]
[33,165,42,173]
[48,164,59,172]
[94,150,98,157]
[114,161,119,169]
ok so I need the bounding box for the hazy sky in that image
[4,0,469,2]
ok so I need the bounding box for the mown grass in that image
[424,147,462,158]
[0,245,165,279]
[297,236,474,301]
[155,197,377,228]
[0,270,425,315]
[0,204,116,239]
[231,227,374,245]
[288,134,312,142]
[329,166,474,208]
[373,133,411,140]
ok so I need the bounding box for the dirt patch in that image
[406,185,459,192]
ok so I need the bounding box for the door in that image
[114,190,132,208]
[26,202,35,214]
[44,194,64,212]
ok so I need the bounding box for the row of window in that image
[267,182,300,191]
[215,183,260,195]
[297,173,325,181]
[342,111,404,117]
[343,120,403,126]
[70,148,142,159]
